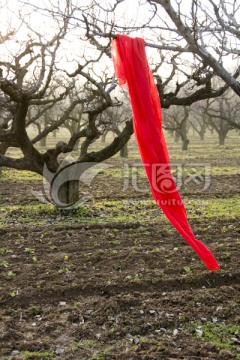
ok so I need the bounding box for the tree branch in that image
[148,0,240,96]
[79,120,133,162]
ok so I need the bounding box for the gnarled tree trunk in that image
[0,143,8,177]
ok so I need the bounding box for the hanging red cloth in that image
[112,34,219,270]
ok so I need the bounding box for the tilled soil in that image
[0,161,240,360]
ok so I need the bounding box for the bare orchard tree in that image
[213,91,240,131]
[189,104,210,141]
[200,92,239,145]
[162,106,190,150]
[0,2,133,204]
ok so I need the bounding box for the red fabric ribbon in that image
[112,34,219,270]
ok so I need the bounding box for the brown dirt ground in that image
[0,158,240,360]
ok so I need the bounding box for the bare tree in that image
[163,106,190,150]
[201,94,238,145]
[0,2,133,203]
[189,104,209,141]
